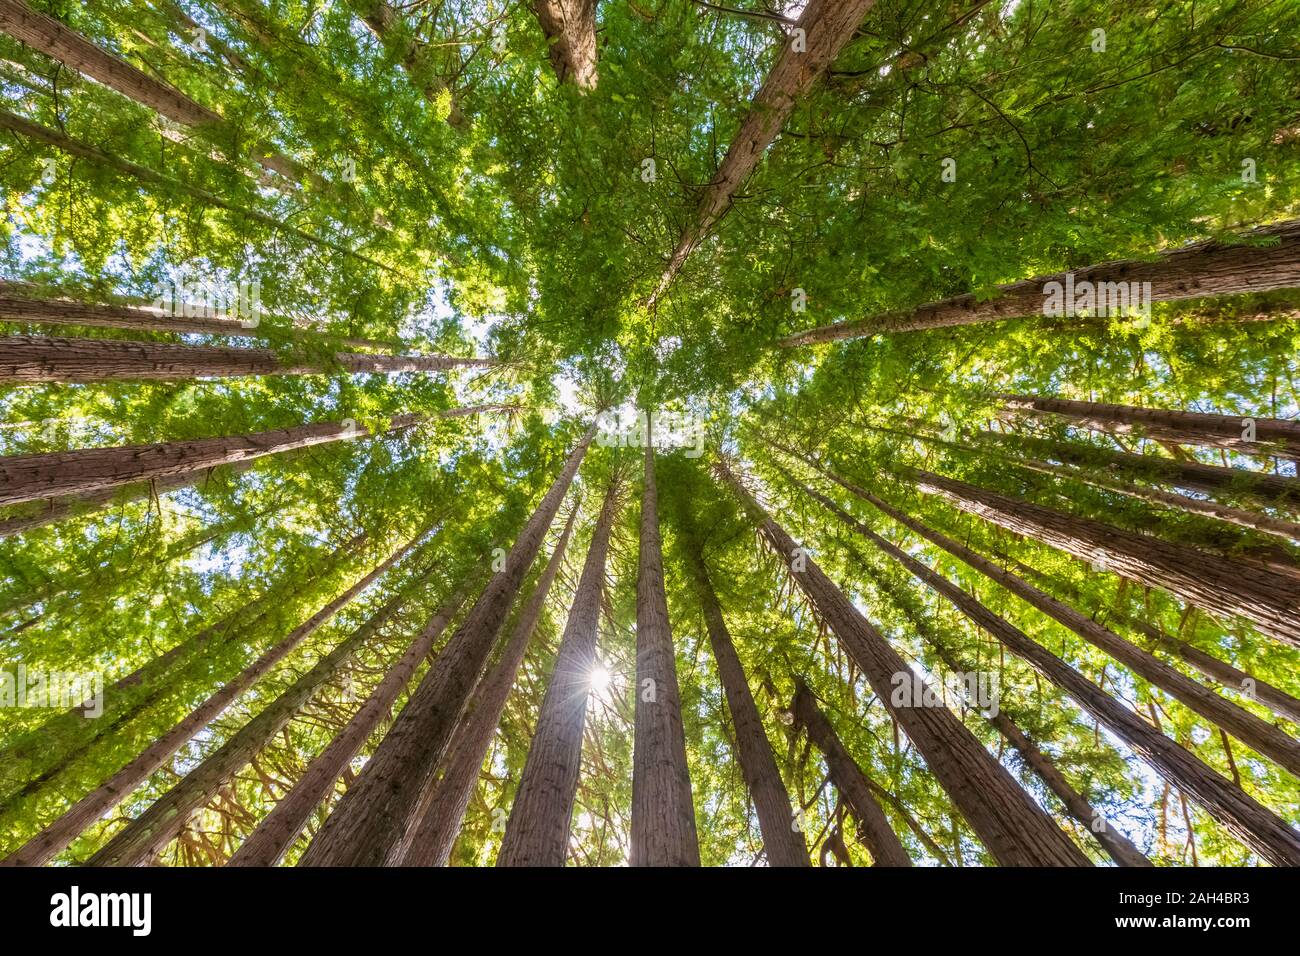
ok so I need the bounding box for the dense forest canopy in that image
[0,0,1297,868]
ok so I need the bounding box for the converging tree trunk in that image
[497,477,622,866]
[790,680,911,866]
[298,425,598,866]
[2,531,430,866]
[714,460,1090,866]
[226,584,468,866]
[630,435,700,866]
[396,509,579,867]
[351,0,466,128]
[531,0,599,90]
[779,219,1300,345]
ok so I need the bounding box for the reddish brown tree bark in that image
[780,219,1300,345]
[496,477,622,866]
[297,426,597,866]
[531,0,599,90]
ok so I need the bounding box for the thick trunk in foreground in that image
[397,509,578,867]
[999,394,1300,460]
[716,461,1090,866]
[298,426,597,866]
[796,477,1300,866]
[906,467,1300,648]
[0,407,508,507]
[531,0,599,90]
[630,438,699,866]
[797,459,1300,777]
[497,478,622,866]
[790,682,910,866]
[648,0,876,306]
[227,586,467,867]
[780,218,1300,345]
[686,547,810,867]
[0,532,367,810]
[86,572,434,866]
[0,335,492,384]
[861,566,1150,866]
[3,532,428,866]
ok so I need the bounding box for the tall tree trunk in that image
[685,547,811,866]
[86,572,443,866]
[790,681,910,866]
[226,585,468,866]
[0,407,509,507]
[792,474,1300,866]
[903,466,1300,647]
[976,428,1300,513]
[715,460,1091,866]
[999,394,1300,459]
[648,0,877,306]
[496,476,622,866]
[0,532,368,811]
[531,0,599,90]
[630,437,700,866]
[0,335,492,384]
[0,284,390,349]
[2,531,430,866]
[396,509,579,867]
[789,457,1300,776]
[860,566,1150,866]
[0,0,312,182]
[351,0,466,128]
[779,219,1300,345]
[298,426,597,866]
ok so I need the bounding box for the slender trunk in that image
[227,585,467,866]
[531,0,599,90]
[396,509,579,867]
[861,567,1150,866]
[905,466,1300,647]
[630,437,700,866]
[0,285,390,349]
[648,0,876,306]
[2,532,429,866]
[779,219,1300,345]
[497,477,621,866]
[715,460,1090,866]
[999,394,1300,459]
[298,426,597,866]
[0,407,508,507]
[0,532,367,810]
[793,474,1300,866]
[351,0,466,128]
[790,681,910,866]
[0,335,491,384]
[686,548,810,866]
[793,458,1300,777]
[86,573,436,866]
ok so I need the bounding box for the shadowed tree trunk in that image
[298,425,597,866]
[648,0,877,306]
[396,508,579,867]
[631,435,700,866]
[531,0,599,90]
[0,335,492,384]
[86,570,443,866]
[226,585,468,866]
[0,406,509,507]
[790,681,911,866]
[998,394,1300,459]
[497,477,622,866]
[902,466,1300,647]
[2,531,430,866]
[791,473,1300,866]
[351,0,466,128]
[781,454,1300,776]
[682,540,810,866]
[779,219,1300,345]
[715,460,1090,866]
